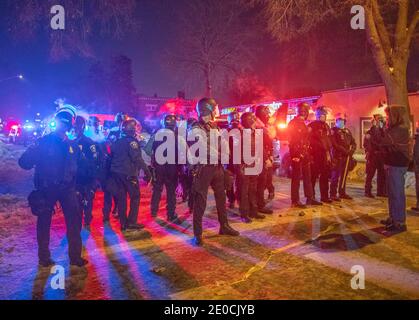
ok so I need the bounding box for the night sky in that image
[0,0,418,120]
[0,1,181,119]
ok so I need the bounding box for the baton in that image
[339,155,350,193]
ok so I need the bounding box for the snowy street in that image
[0,141,418,300]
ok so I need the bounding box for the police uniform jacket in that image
[308,120,332,158]
[110,135,149,177]
[18,133,79,189]
[287,117,311,160]
[75,134,99,185]
[331,127,356,159]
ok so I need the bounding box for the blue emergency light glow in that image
[49,121,56,129]
[23,122,34,130]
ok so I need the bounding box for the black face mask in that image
[164,116,177,129]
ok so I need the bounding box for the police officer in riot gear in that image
[19,109,87,267]
[73,116,99,230]
[190,98,239,246]
[108,112,129,143]
[150,114,181,222]
[309,106,333,203]
[109,119,151,232]
[330,113,357,201]
[86,115,105,142]
[255,105,274,214]
[288,103,322,208]
[181,117,199,211]
[225,111,241,209]
[364,114,386,198]
[102,112,129,220]
[238,112,266,223]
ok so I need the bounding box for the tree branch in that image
[395,0,409,47]
[365,2,392,83]
[405,10,419,48]
[371,0,393,63]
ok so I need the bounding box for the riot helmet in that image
[241,112,257,129]
[255,105,271,124]
[163,114,177,130]
[121,119,137,137]
[196,98,218,121]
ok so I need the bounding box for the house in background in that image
[317,84,419,154]
[136,92,195,132]
[219,83,419,163]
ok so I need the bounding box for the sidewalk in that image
[0,176,418,300]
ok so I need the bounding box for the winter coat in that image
[379,106,411,167]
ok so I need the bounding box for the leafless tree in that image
[248,0,419,120]
[163,0,257,97]
[6,0,138,61]
[228,74,275,105]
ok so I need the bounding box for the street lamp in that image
[0,74,24,83]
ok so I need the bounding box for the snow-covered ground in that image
[0,140,418,300]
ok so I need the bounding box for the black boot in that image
[193,235,203,246]
[291,201,307,209]
[385,223,407,233]
[330,196,341,202]
[380,217,393,226]
[219,224,240,236]
[340,193,353,200]
[241,216,252,223]
[126,223,144,230]
[306,199,323,206]
[39,258,55,268]
[70,257,89,267]
[168,214,183,224]
[249,213,265,219]
[258,207,273,214]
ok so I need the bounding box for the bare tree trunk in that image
[383,71,411,129]
[384,67,410,109]
[365,0,415,127]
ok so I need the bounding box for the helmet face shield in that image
[241,112,257,129]
[121,119,137,136]
[256,105,271,124]
[88,116,100,128]
[55,110,75,132]
[164,114,177,129]
[315,106,328,121]
[196,98,218,120]
[228,112,240,127]
[115,112,129,126]
[297,103,310,120]
[74,116,86,136]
